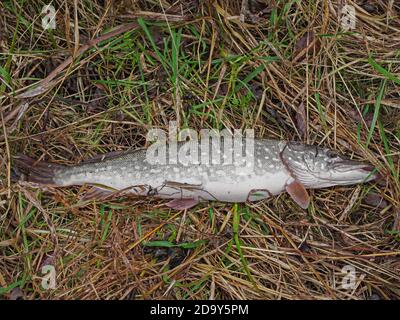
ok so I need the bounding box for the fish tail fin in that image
[13,155,65,185]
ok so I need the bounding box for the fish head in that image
[281,142,378,188]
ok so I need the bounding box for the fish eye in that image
[326,150,338,158]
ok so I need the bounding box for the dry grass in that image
[0,0,399,300]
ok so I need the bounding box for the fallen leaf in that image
[10,287,24,300]
[293,31,321,62]
[363,192,388,209]
[295,102,307,138]
[347,107,374,126]
[394,209,400,232]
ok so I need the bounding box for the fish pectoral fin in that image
[285,180,310,209]
[166,198,199,210]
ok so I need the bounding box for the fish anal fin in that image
[166,198,199,210]
[285,180,310,209]
[82,186,114,201]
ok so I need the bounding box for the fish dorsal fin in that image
[80,148,146,164]
[81,150,128,164]
[285,180,310,209]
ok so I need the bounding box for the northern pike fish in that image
[14,139,378,209]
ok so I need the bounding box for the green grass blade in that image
[366,79,387,147]
[232,204,256,287]
[368,56,400,85]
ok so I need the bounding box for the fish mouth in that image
[333,159,373,172]
[330,159,378,183]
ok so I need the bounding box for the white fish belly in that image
[141,171,291,203]
[60,169,291,203]
[199,171,291,202]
